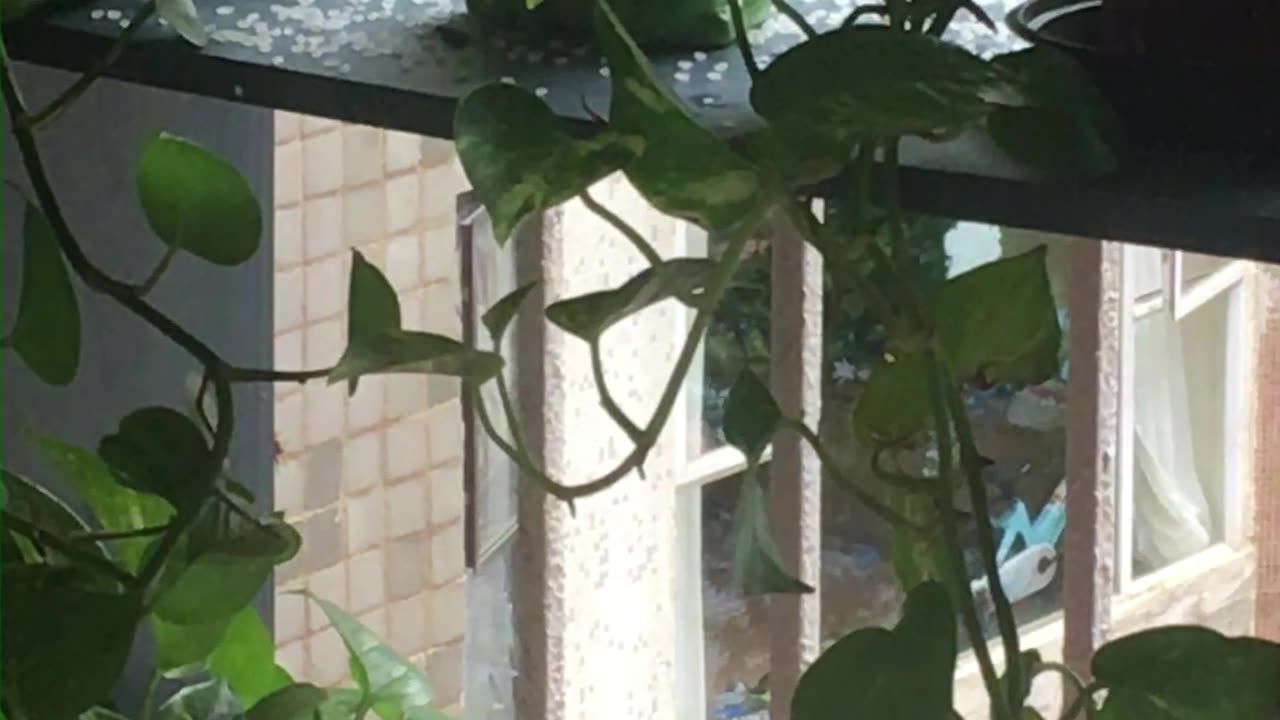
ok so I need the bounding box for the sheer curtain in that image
[1130,251,1212,571]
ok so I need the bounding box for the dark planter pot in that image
[466,0,772,50]
[1008,0,1280,168]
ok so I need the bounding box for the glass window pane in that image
[816,221,1072,650]
[1130,289,1231,577]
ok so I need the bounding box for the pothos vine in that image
[2,0,1278,718]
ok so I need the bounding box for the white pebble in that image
[105,8,122,19]
[707,71,723,81]
[598,66,610,77]
[693,50,707,60]
[713,60,728,71]
[677,59,693,69]
[215,5,234,14]
[90,8,105,19]
[534,86,548,97]
[673,71,690,83]
[500,75,515,84]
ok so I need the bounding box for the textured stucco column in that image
[520,175,682,720]
[1062,239,1119,677]
[768,212,824,719]
[1254,267,1280,641]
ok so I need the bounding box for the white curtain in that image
[1130,252,1212,571]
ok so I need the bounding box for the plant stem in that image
[1,48,235,598]
[1059,680,1100,720]
[23,0,158,129]
[590,340,644,442]
[924,357,1010,720]
[785,418,923,531]
[138,669,160,720]
[136,245,177,296]
[1033,661,1087,706]
[771,0,819,37]
[581,189,663,267]
[4,513,138,587]
[726,0,760,78]
[936,351,1023,716]
[474,214,759,502]
[225,365,332,383]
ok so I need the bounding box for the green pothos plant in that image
[1,0,1278,719]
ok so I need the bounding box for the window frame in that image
[1115,247,1252,594]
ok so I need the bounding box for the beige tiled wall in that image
[271,111,469,710]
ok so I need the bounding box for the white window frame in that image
[1115,246,1252,594]
[671,219,775,719]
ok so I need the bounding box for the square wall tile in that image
[275,457,305,518]
[420,164,460,224]
[274,267,304,331]
[276,392,305,457]
[308,629,349,687]
[427,400,463,466]
[304,318,345,369]
[420,137,455,169]
[421,281,461,339]
[385,173,420,233]
[275,590,308,642]
[385,232,422,291]
[387,478,428,538]
[424,643,464,705]
[428,580,466,646]
[346,487,385,554]
[429,522,464,586]
[343,431,382,494]
[348,548,386,613]
[385,130,422,174]
[302,115,339,136]
[347,374,385,432]
[274,141,302,207]
[302,130,343,197]
[307,562,348,630]
[423,225,460,285]
[343,124,383,187]
[387,595,429,658]
[429,462,464,527]
[299,507,344,573]
[386,375,429,421]
[387,535,429,600]
[275,112,301,145]
[304,382,346,446]
[303,195,344,262]
[275,205,303,269]
[386,415,429,480]
[274,329,304,375]
[358,607,389,641]
[304,440,343,510]
[343,183,385,249]
[276,640,306,680]
[304,244,348,321]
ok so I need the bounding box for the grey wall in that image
[2,63,274,710]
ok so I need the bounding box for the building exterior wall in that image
[269,113,469,710]
[1255,266,1280,641]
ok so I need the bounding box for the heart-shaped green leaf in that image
[545,258,714,341]
[137,133,261,266]
[889,488,943,591]
[32,432,173,572]
[722,369,781,462]
[208,607,290,707]
[481,281,538,343]
[9,202,80,386]
[1,469,108,560]
[935,246,1061,386]
[79,709,132,720]
[851,352,931,444]
[153,614,231,672]
[304,592,443,720]
[792,581,956,720]
[153,520,300,624]
[156,0,210,46]
[456,84,642,243]
[1,565,139,719]
[752,27,1000,145]
[595,0,765,231]
[98,406,212,514]
[330,329,504,386]
[1092,626,1280,720]
[334,251,504,388]
[246,683,329,720]
[730,467,813,596]
[157,679,244,720]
